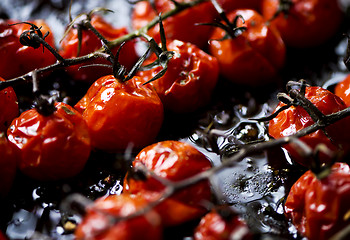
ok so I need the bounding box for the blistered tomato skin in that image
[209,9,286,86]
[194,210,252,240]
[0,77,18,132]
[269,86,350,167]
[261,0,343,48]
[0,133,17,197]
[60,14,138,82]
[132,0,216,49]
[124,140,212,226]
[7,102,91,181]
[335,74,350,107]
[74,75,164,152]
[137,40,219,113]
[285,162,350,240]
[0,19,56,80]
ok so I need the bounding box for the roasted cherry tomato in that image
[0,77,19,132]
[7,102,91,181]
[74,75,164,152]
[285,162,350,240]
[124,140,212,226]
[131,0,216,49]
[194,209,252,240]
[60,14,138,82]
[209,9,286,85]
[0,133,17,197]
[75,193,162,240]
[269,86,350,167]
[335,74,350,107]
[137,39,219,113]
[261,0,343,48]
[216,0,261,13]
[0,19,56,80]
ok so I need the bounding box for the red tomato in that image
[7,102,91,181]
[285,162,350,240]
[124,140,212,226]
[131,0,216,49]
[209,9,286,85]
[0,19,56,80]
[137,39,219,113]
[335,74,350,107]
[0,231,7,240]
[60,14,138,82]
[75,193,162,240]
[261,0,343,48]
[269,86,350,167]
[216,0,262,12]
[194,209,252,240]
[0,77,19,132]
[0,133,17,197]
[74,75,164,152]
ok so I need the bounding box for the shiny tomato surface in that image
[194,209,252,240]
[74,75,164,151]
[75,193,162,240]
[285,162,350,240]
[269,86,350,166]
[137,39,219,113]
[131,0,216,49]
[261,0,343,48]
[0,133,17,197]
[335,74,350,107]
[124,140,212,226]
[60,14,138,82]
[0,77,18,132]
[7,102,91,180]
[0,19,56,80]
[209,9,286,85]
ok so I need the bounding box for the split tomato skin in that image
[194,209,252,240]
[269,86,350,167]
[285,162,350,240]
[0,77,19,132]
[75,193,162,240]
[0,133,17,197]
[7,102,91,181]
[137,40,219,113]
[60,14,138,82]
[335,74,350,107]
[261,0,343,48]
[209,9,286,85]
[74,75,164,152]
[124,140,212,226]
[0,19,56,80]
[131,0,216,49]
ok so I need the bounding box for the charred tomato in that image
[7,102,91,181]
[0,77,18,132]
[74,75,164,152]
[137,39,219,113]
[209,9,286,85]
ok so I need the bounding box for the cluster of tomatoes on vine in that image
[1,0,350,239]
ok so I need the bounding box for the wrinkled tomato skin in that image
[7,102,91,181]
[335,74,350,107]
[0,77,18,132]
[124,140,212,226]
[285,162,350,240]
[269,86,350,167]
[261,0,343,48]
[75,193,162,240]
[194,210,252,240]
[209,9,286,86]
[0,19,56,80]
[138,40,219,113]
[0,133,17,197]
[216,0,261,12]
[60,15,138,82]
[74,75,164,152]
[132,0,216,49]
